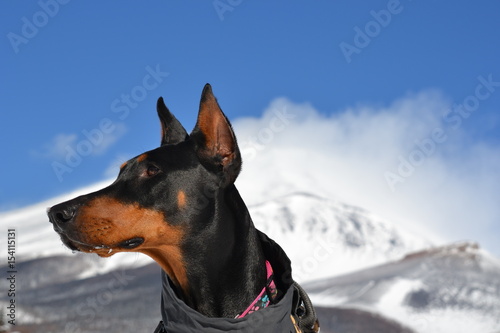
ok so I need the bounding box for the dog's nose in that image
[47,203,78,225]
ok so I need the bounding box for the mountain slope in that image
[0,259,162,333]
[305,242,500,333]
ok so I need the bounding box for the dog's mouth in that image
[56,231,144,257]
[58,233,114,256]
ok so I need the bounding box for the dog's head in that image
[47,84,241,289]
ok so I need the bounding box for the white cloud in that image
[38,133,78,159]
[36,123,127,160]
[91,122,127,155]
[102,153,131,179]
[233,91,500,255]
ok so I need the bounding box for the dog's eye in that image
[145,165,160,177]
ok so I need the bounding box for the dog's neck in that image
[175,185,267,318]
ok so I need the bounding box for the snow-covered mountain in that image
[306,242,500,333]
[249,192,431,282]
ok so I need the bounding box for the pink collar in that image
[235,260,277,318]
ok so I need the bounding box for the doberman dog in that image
[48,84,319,332]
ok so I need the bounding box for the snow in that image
[370,277,500,333]
[305,241,500,333]
[309,276,500,333]
[377,289,500,333]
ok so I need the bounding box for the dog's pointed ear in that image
[190,84,241,185]
[157,97,189,146]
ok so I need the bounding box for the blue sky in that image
[1,1,500,251]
